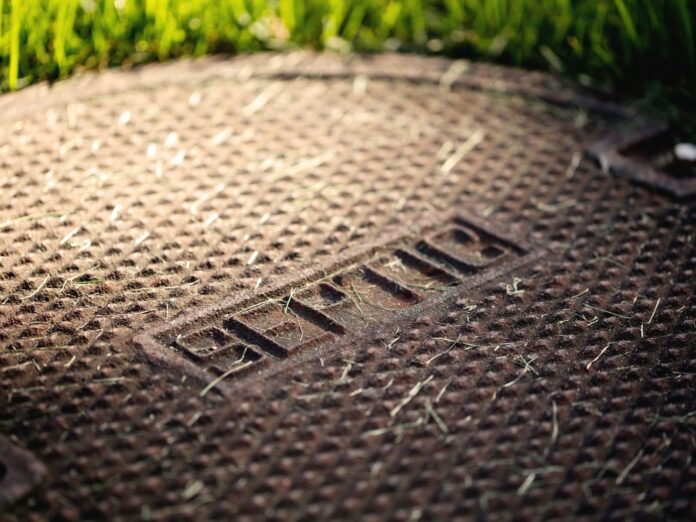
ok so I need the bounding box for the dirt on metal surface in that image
[0,53,694,520]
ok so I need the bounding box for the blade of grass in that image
[9,0,20,89]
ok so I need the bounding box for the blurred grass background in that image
[0,0,694,123]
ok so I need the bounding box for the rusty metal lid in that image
[1,53,694,520]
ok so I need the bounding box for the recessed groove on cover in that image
[0,436,46,507]
[588,123,696,199]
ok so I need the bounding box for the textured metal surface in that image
[0,53,695,520]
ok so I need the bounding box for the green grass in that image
[0,1,694,118]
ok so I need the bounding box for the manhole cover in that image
[0,53,694,520]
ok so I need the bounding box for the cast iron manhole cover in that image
[0,53,694,520]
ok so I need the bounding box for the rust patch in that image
[137,212,541,390]
[588,123,696,199]
[0,436,46,507]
